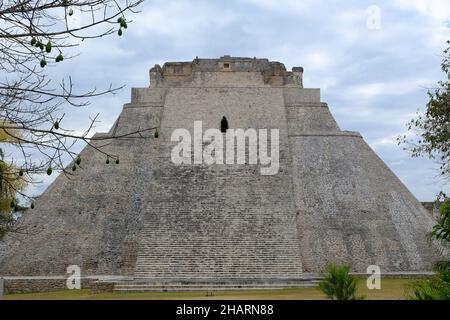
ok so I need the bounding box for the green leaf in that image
[45,41,52,53]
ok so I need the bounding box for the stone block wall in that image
[289,134,439,272]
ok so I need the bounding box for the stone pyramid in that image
[0,56,443,291]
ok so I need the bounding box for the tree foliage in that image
[430,195,450,245]
[398,40,450,177]
[408,262,450,300]
[318,263,364,300]
[399,41,450,299]
[0,148,27,238]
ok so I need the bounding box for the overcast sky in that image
[30,0,450,201]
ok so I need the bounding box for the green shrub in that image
[318,263,364,300]
[429,199,450,243]
[407,262,450,300]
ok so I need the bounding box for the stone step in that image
[133,269,304,272]
[136,242,300,246]
[134,265,303,268]
[134,261,302,264]
[134,268,303,276]
[135,259,300,262]
[134,265,302,268]
[115,282,320,288]
[111,278,321,292]
[134,264,303,266]
[113,284,319,292]
[133,274,304,278]
[135,247,301,250]
[135,272,302,274]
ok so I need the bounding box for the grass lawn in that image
[4,278,416,300]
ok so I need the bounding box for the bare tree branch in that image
[0,0,152,236]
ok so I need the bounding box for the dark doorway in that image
[221,116,229,133]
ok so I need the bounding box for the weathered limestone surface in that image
[290,135,437,272]
[0,56,444,291]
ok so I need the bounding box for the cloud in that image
[370,135,399,149]
[242,0,314,13]
[347,78,434,98]
[303,51,335,70]
[393,0,450,22]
